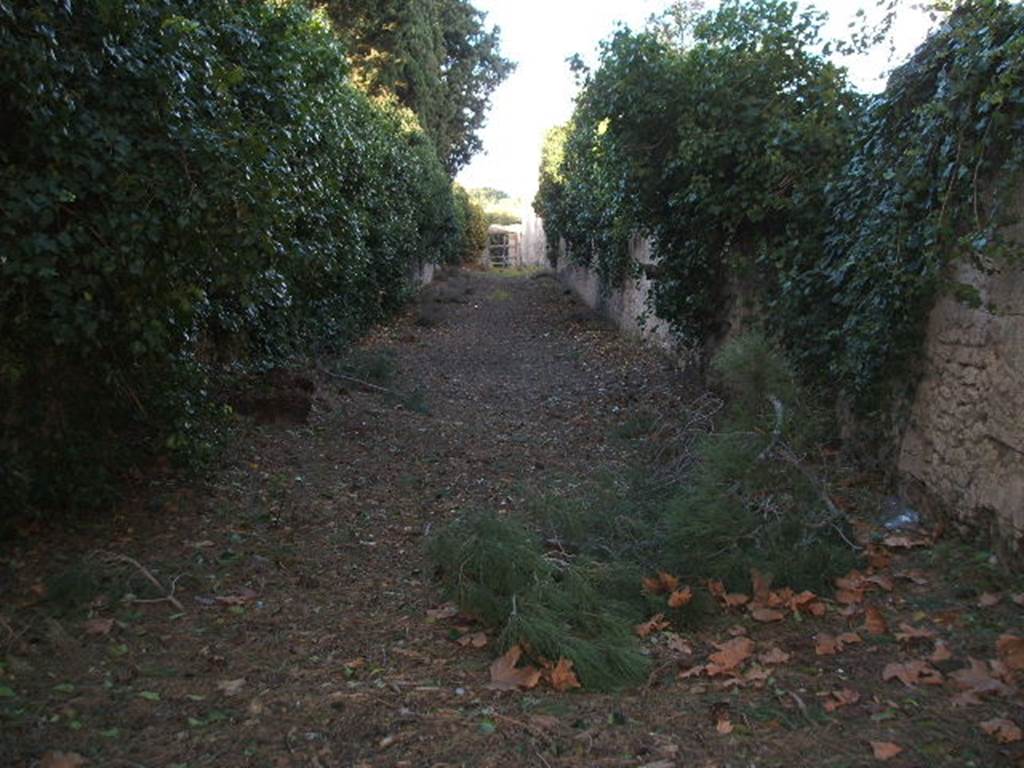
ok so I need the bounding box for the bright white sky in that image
[456,0,938,199]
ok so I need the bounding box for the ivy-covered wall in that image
[536,0,1024,559]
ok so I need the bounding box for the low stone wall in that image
[519,207,548,266]
[411,259,435,287]
[556,236,676,353]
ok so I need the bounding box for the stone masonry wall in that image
[556,236,676,354]
[898,255,1024,563]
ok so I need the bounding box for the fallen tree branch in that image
[318,366,407,399]
[92,551,186,613]
[759,394,862,552]
[758,395,785,461]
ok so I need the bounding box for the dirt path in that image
[0,270,694,767]
[2,270,1022,768]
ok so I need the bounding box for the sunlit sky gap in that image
[456,1,937,199]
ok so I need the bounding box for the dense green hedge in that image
[536,0,860,333]
[0,0,465,513]
[536,0,1024,414]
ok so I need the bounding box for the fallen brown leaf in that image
[883,660,943,686]
[835,588,865,605]
[823,688,861,712]
[83,618,115,636]
[836,571,865,591]
[1011,593,1024,607]
[978,592,1002,608]
[751,568,773,605]
[659,571,680,592]
[996,634,1024,671]
[898,570,930,586]
[679,664,707,679]
[668,587,693,609]
[642,576,663,594]
[979,717,1022,744]
[895,623,935,642]
[457,631,489,648]
[815,633,840,656]
[883,534,927,549]
[930,640,953,663]
[40,753,87,768]
[489,645,542,690]
[949,658,1013,699]
[644,571,680,595]
[865,574,894,591]
[666,633,693,655]
[548,658,582,692]
[838,604,862,619]
[715,715,734,735]
[767,587,794,608]
[635,613,671,638]
[867,546,893,570]
[217,678,246,696]
[951,690,983,708]
[759,647,791,665]
[214,587,258,606]
[788,591,817,613]
[991,659,1014,683]
[743,664,772,686]
[864,606,888,635]
[707,637,755,676]
[750,607,786,623]
[870,741,903,761]
[425,603,459,620]
[723,593,750,608]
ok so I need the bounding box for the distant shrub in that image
[451,184,488,263]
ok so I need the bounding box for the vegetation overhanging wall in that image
[535,0,1024,560]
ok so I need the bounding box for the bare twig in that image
[753,393,863,553]
[758,395,785,460]
[644,660,677,691]
[778,687,816,727]
[491,713,554,746]
[321,368,409,399]
[92,551,186,613]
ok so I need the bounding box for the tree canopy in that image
[317,0,513,174]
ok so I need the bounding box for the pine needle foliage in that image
[663,333,859,593]
[427,512,650,691]
[428,336,861,688]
